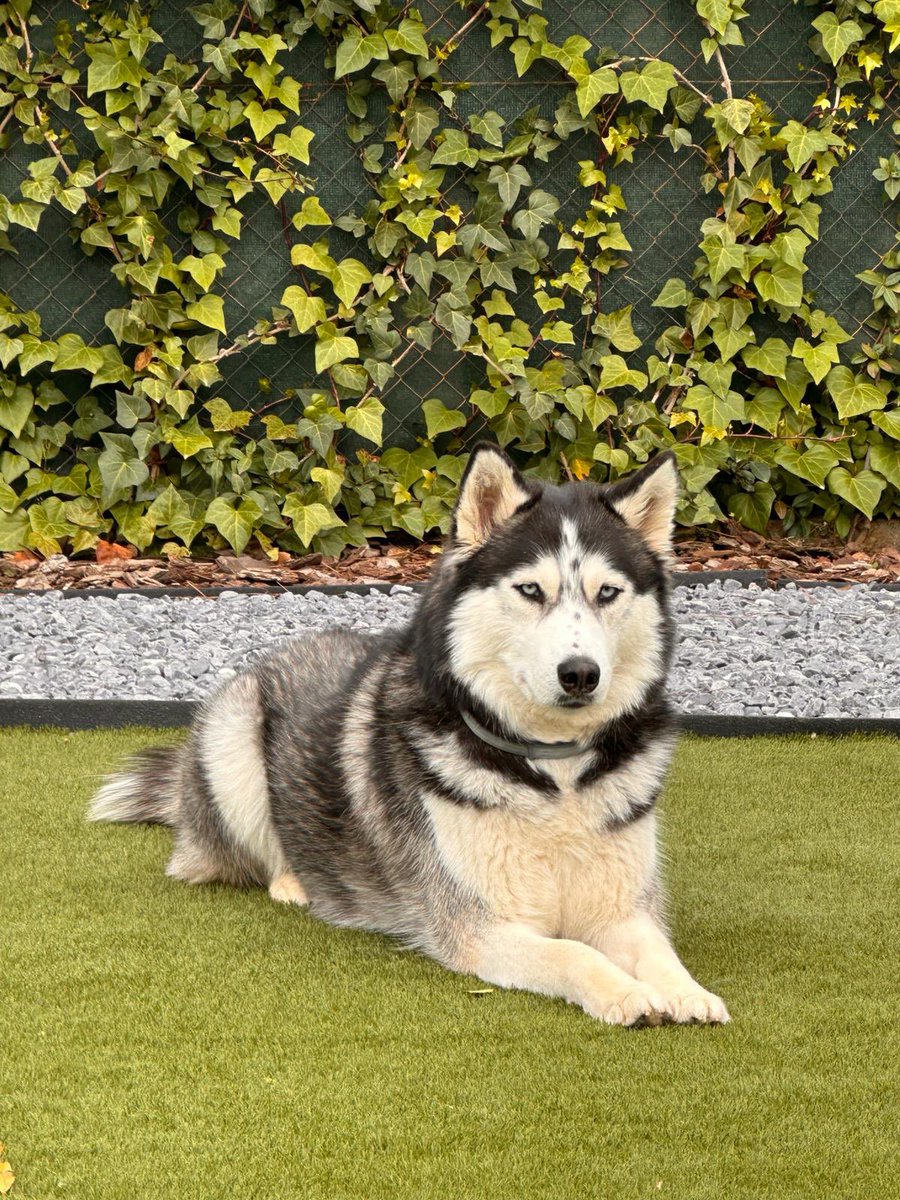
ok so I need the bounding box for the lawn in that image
[2,729,897,1200]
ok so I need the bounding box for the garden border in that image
[4,568,900,599]
[1,698,897,736]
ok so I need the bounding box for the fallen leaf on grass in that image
[0,1142,15,1194]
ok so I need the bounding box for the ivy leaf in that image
[330,259,372,307]
[344,397,384,444]
[826,467,885,518]
[281,286,326,333]
[422,399,466,440]
[292,197,331,231]
[469,111,506,146]
[385,19,429,58]
[86,46,141,95]
[742,339,789,379]
[98,433,150,501]
[754,261,804,308]
[335,32,376,79]
[684,383,746,429]
[825,367,888,419]
[811,12,864,64]
[620,61,676,112]
[271,126,314,163]
[315,324,358,372]
[701,237,746,283]
[283,496,344,546]
[791,338,839,385]
[870,443,900,489]
[653,278,692,307]
[373,60,416,103]
[432,130,479,167]
[310,466,344,503]
[244,101,286,141]
[729,484,775,535]
[781,121,830,171]
[575,69,618,118]
[488,164,531,209]
[872,409,900,440]
[599,355,648,390]
[116,390,151,429]
[168,417,213,458]
[206,495,262,554]
[186,294,227,334]
[0,384,34,437]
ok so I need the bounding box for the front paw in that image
[584,983,669,1027]
[660,987,730,1025]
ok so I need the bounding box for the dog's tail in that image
[88,745,182,826]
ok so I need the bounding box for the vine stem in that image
[192,2,249,93]
[170,319,291,390]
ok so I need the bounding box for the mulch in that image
[3,522,900,591]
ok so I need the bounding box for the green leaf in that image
[281,286,326,333]
[86,46,141,96]
[653,278,692,308]
[315,326,359,372]
[330,259,372,308]
[271,125,314,163]
[742,339,789,379]
[825,367,888,419]
[292,197,331,231]
[116,391,151,430]
[684,384,746,430]
[206,495,262,554]
[335,33,376,79]
[729,484,775,535]
[780,121,830,171]
[872,409,900,441]
[385,18,429,58]
[575,69,618,118]
[244,101,286,141]
[0,384,34,437]
[169,417,213,459]
[422,399,467,440]
[599,355,648,391]
[702,237,746,284]
[186,294,227,335]
[827,468,885,518]
[791,339,839,386]
[344,397,384,445]
[282,496,344,546]
[870,443,900,490]
[755,260,804,308]
[97,433,150,501]
[811,12,863,64]
[620,61,676,112]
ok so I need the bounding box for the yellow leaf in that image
[571,458,593,480]
[0,1153,15,1195]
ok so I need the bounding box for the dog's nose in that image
[557,656,601,695]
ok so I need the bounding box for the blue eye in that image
[515,582,544,602]
[597,584,622,604]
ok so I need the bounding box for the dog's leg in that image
[592,913,729,1024]
[467,921,669,1026]
[268,870,308,906]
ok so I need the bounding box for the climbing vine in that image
[0,0,896,557]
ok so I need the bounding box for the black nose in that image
[557,656,601,695]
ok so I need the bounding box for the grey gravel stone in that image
[0,581,898,718]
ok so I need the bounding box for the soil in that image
[3,523,900,591]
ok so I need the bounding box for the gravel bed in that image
[1,582,898,718]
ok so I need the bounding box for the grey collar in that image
[461,709,588,760]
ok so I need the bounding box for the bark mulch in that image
[3,524,900,591]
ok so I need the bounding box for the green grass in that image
[2,730,898,1200]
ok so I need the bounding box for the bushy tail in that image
[89,746,182,826]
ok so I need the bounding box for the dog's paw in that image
[268,871,309,906]
[660,987,730,1025]
[584,984,669,1027]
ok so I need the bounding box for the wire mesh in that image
[0,0,895,451]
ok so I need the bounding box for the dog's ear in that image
[453,443,536,548]
[604,452,679,556]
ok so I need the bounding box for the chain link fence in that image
[0,0,895,449]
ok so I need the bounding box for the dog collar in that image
[461,710,587,760]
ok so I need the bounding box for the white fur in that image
[608,457,679,557]
[88,773,143,822]
[455,447,532,548]
[426,738,728,1025]
[447,539,665,743]
[200,676,288,882]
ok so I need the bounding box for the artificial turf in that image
[1,729,897,1200]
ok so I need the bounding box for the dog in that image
[90,444,729,1026]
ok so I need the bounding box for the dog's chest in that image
[425,770,657,938]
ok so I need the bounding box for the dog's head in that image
[423,444,678,740]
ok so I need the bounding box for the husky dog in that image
[91,445,728,1026]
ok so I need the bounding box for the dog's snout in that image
[557,656,601,695]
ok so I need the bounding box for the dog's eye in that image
[515,582,544,602]
[597,584,622,604]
